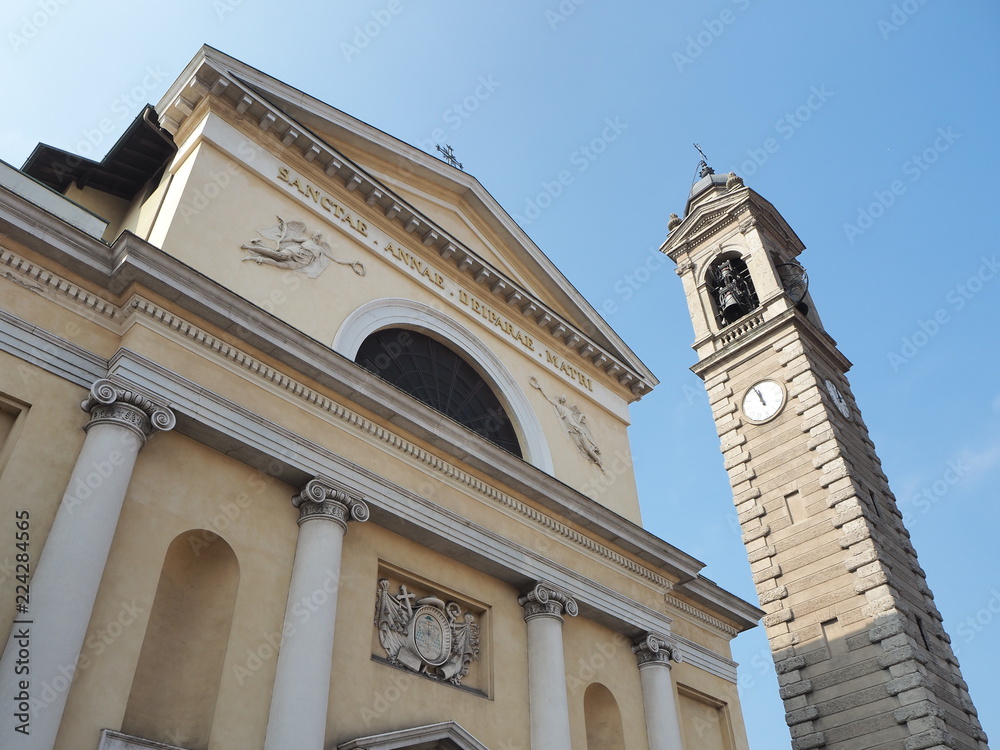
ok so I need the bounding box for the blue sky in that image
[2,1,998,746]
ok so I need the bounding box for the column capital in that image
[632,633,681,668]
[518,581,578,622]
[292,478,370,529]
[81,378,176,445]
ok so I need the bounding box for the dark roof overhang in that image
[22,105,175,200]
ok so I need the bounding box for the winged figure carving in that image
[241,216,365,278]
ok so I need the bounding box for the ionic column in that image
[0,379,174,750]
[263,479,369,750]
[633,633,684,750]
[518,582,578,750]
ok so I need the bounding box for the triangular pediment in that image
[338,721,490,750]
[154,46,656,399]
[664,182,805,260]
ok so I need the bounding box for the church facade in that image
[0,48,761,750]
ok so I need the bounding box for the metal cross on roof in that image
[436,144,463,170]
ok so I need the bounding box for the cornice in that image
[663,186,806,265]
[0,183,761,637]
[155,53,655,400]
[664,594,739,638]
[0,233,709,594]
[691,307,851,380]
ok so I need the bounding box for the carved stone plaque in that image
[410,605,452,666]
[374,578,481,686]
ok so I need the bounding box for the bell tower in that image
[662,165,988,750]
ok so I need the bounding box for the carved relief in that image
[517,581,578,622]
[374,578,480,686]
[632,633,682,667]
[530,377,604,472]
[292,478,369,528]
[241,216,365,278]
[82,378,176,444]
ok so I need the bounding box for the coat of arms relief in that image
[374,578,481,687]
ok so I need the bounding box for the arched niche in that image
[704,251,759,328]
[583,682,627,750]
[334,298,553,473]
[122,531,240,750]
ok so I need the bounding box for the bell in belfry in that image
[718,288,745,321]
[713,259,752,325]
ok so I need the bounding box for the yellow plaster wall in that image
[144,129,643,520]
[0,355,88,641]
[110,321,657,610]
[54,430,299,750]
[562,616,649,750]
[326,523,531,748]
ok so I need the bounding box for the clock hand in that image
[754,388,766,405]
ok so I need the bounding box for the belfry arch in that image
[705,252,759,327]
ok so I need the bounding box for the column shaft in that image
[0,380,173,750]
[263,480,368,750]
[519,582,577,750]
[634,634,684,750]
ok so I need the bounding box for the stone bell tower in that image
[661,165,988,750]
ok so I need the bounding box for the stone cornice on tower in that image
[663,182,805,267]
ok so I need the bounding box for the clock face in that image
[742,380,785,423]
[825,379,852,419]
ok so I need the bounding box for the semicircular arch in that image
[334,298,553,473]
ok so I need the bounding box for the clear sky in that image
[2,1,998,746]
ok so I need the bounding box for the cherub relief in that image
[241,216,365,278]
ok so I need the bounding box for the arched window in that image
[355,328,523,458]
[707,255,759,327]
